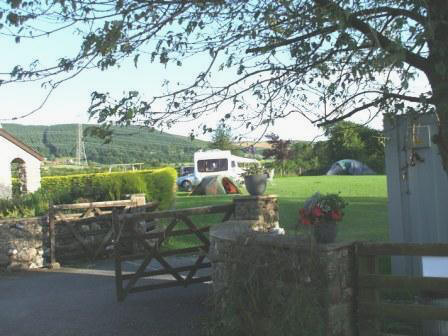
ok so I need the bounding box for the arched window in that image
[10,158,27,196]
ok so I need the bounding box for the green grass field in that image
[171,175,389,247]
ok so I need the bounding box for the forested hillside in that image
[2,124,208,165]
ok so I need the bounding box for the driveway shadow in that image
[0,259,210,336]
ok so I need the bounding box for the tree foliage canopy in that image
[262,133,292,175]
[209,123,235,151]
[266,122,384,176]
[1,0,448,169]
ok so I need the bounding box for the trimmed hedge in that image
[41,167,177,209]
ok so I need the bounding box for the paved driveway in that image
[0,259,210,336]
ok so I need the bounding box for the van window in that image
[180,166,194,176]
[197,159,228,172]
[231,161,236,168]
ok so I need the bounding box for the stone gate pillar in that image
[232,195,279,231]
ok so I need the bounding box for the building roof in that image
[0,128,44,161]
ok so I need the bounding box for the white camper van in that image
[176,149,259,191]
[194,149,259,182]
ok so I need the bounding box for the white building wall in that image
[0,136,42,199]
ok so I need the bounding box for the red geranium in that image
[299,208,312,225]
[330,210,342,221]
[302,217,311,225]
[311,206,323,217]
[298,192,347,226]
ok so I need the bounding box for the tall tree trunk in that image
[435,105,448,173]
[427,2,448,173]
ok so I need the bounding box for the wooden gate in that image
[355,242,448,335]
[113,203,234,302]
[49,198,158,265]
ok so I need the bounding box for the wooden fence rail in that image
[359,302,448,322]
[53,200,138,210]
[357,242,448,257]
[355,242,448,336]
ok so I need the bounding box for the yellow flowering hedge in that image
[41,167,177,209]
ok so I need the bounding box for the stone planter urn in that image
[244,175,267,196]
[313,221,337,244]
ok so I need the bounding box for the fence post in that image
[130,193,146,207]
[358,252,380,335]
[130,194,145,253]
[48,203,60,269]
[113,209,124,302]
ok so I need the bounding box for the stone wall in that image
[0,213,139,270]
[52,218,113,262]
[320,242,355,336]
[0,216,46,271]
[209,195,356,336]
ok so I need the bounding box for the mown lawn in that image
[170,175,389,247]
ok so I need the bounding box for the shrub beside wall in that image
[136,168,177,210]
[0,191,49,218]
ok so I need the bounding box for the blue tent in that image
[326,159,376,175]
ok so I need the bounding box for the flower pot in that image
[313,221,337,244]
[244,175,267,196]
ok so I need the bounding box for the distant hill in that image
[2,124,208,165]
[238,140,309,155]
[238,141,272,149]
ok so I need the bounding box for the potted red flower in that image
[299,193,347,243]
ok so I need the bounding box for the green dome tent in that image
[191,176,241,195]
[326,159,376,175]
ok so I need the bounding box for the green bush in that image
[41,167,177,209]
[140,168,177,210]
[0,190,49,218]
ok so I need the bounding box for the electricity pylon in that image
[76,124,88,166]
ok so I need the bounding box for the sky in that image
[0,19,428,143]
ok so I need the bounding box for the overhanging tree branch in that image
[315,91,433,127]
[313,0,429,73]
[245,25,338,54]
[316,100,381,127]
[354,6,426,25]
